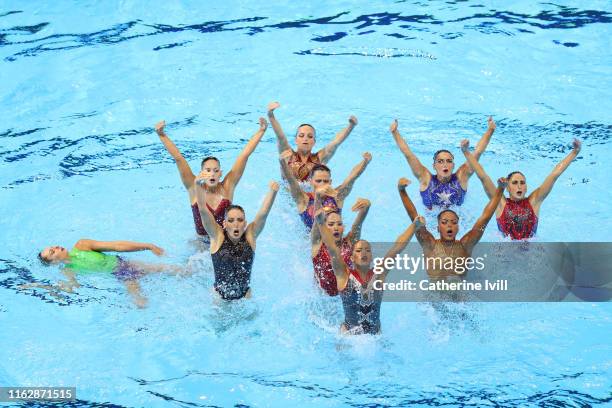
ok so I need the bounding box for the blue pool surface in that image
[0,1,611,406]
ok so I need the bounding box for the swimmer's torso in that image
[420,173,466,209]
[287,151,321,182]
[424,240,470,279]
[67,249,118,274]
[340,268,383,335]
[211,231,254,300]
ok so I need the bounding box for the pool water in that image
[0,1,611,406]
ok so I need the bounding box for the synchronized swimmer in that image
[26,108,582,334]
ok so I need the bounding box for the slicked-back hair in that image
[201,156,220,169]
[437,209,459,221]
[224,204,245,219]
[296,123,316,136]
[433,150,454,162]
[310,164,331,178]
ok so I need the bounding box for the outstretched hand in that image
[460,139,470,152]
[487,116,496,131]
[415,215,426,228]
[148,244,165,256]
[155,120,166,136]
[572,138,582,154]
[268,101,280,113]
[269,181,280,192]
[315,185,338,198]
[362,152,372,163]
[398,177,411,191]
[351,198,370,212]
[259,117,268,131]
[349,115,358,126]
[390,119,398,133]
[280,149,293,162]
[497,177,508,188]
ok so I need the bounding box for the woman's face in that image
[351,240,372,267]
[40,246,69,263]
[223,209,247,239]
[295,125,315,153]
[433,151,455,178]
[325,212,344,241]
[507,173,528,200]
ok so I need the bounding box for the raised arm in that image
[155,120,195,190]
[267,101,292,154]
[317,115,358,164]
[390,119,430,183]
[460,139,497,199]
[336,152,372,201]
[378,217,424,280]
[530,139,581,208]
[223,117,268,193]
[194,177,224,242]
[75,239,164,255]
[280,149,308,210]
[248,182,279,239]
[461,178,506,251]
[457,116,496,181]
[397,178,418,221]
[346,198,370,244]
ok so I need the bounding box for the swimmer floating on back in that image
[318,207,423,335]
[28,240,185,308]
[390,117,496,209]
[279,149,371,231]
[311,194,371,296]
[268,101,358,181]
[461,138,582,240]
[155,118,267,238]
[195,180,279,301]
[398,177,506,279]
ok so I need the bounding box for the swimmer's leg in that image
[128,261,190,276]
[124,280,148,309]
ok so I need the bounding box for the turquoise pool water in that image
[0,1,611,406]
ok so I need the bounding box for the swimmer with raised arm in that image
[318,209,423,335]
[390,117,496,209]
[398,177,506,279]
[29,240,184,308]
[155,118,267,238]
[461,138,582,240]
[196,180,279,301]
[279,149,371,231]
[268,101,358,181]
[311,194,370,296]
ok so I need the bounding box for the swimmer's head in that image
[38,246,70,264]
[310,164,332,190]
[506,171,527,200]
[324,211,344,241]
[295,124,316,154]
[433,150,454,178]
[223,205,247,240]
[437,209,459,241]
[351,240,372,267]
[200,157,222,187]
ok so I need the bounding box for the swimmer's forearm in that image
[320,122,355,163]
[338,158,369,199]
[462,149,496,197]
[472,126,495,160]
[280,157,304,205]
[350,206,369,240]
[384,223,417,260]
[480,186,504,223]
[398,188,418,221]
[392,129,426,178]
[268,111,291,153]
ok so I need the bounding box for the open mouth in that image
[446,229,453,235]
[231,230,240,237]
[333,232,341,238]
[209,178,216,183]
[516,191,523,196]
[442,169,449,174]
